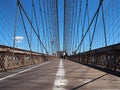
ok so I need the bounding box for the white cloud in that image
[15,36,24,40]
[15,36,24,43]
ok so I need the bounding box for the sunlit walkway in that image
[0,59,119,90]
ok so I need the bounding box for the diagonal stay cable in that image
[75,0,103,53]
[19,5,32,51]
[17,0,48,54]
[89,11,99,51]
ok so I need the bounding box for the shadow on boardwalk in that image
[72,60,120,77]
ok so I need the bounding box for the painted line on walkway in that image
[0,61,53,81]
[53,59,68,90]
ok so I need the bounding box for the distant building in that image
[52,53,56,56]
[57,51,64,58]
[57,51,67,58]
[72,51,76,55]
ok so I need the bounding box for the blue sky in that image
[0,0,120,54]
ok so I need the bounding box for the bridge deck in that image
[0,59,119,90]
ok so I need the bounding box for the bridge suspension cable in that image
[17,0,48,54]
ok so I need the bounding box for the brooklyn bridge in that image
[0,0,119,90]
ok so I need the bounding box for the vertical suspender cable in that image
[81,0,88,52]
[32,0,41,52]
[75,0,82,49]
[102,4,109,68]
[12,4,18,62]
[63,0,66,51]
[102,4,107,47]
[56,0,60,51]
[38,0,47,53]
